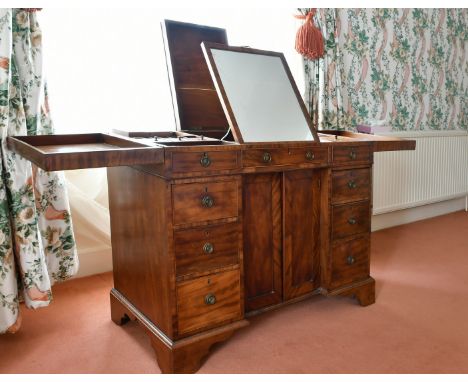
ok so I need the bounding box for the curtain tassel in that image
[294,9,324,60]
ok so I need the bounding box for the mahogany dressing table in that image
[7,20,415,373]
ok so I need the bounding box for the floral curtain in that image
[303,8,467,131]
[0,9,78,334]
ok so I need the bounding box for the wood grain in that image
[243,173,283,312]
[174,223,240,278]
[331,168,371,204]
[176,269,242,336]
[283,169,321,299]
[172,177,240,225]
[332,201,371,240]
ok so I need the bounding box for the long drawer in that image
[176,269,242,336]
[331,168,371,204]
[330,234,370,289]
[172,178,239,225]
[332,201,370,240]
[174,223,240,277]
[242,146,328,168]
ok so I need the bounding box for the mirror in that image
[202,43,319,143]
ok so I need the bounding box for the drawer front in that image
[332,145,371,164]
[332,168,371,204]
[172,179,239,225]
[242,147,328,168]
[332,201,370,240]
[171,150,240,173]
[177,269,241,335]
[330,235,370,289]
[174,223,240,277]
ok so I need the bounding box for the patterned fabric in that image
[0,9,78,334]
[303,8,467,131]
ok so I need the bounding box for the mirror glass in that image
[209,48,314,142]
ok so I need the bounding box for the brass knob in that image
[201,195,214,208]
[348,180,357,189]
[305,151,315,160]
[203,242,214,254]
[348,217,357,225]
[200,152,211,167]
[262,152,272,163]
[204,293,216,305]
[349,150,357,160]
[346,255,356,265]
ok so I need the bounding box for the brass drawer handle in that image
[262,152,272,163]
[200,152,211,167]
[305,151,315,160]
[203,242,214,254]
[349,150,357,160]
[348,180,357,189]
[201,195,214,208]
[204,293,217,305]
[348,217,357,225]
[346,255,356,265]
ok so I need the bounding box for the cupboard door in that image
[243,173,283,312]
[283,169,321,299]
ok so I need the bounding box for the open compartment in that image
[7,133,164,171]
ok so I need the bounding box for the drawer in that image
[177,269,242,336]
[332,201,370,240]
[172,178,239,225]
[171,150,240,173]
[174,223,240,277]
[242,146,328,168]
[330,234,370,289]
[332,168,371,204]
[332,145,371,164]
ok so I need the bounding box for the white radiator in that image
[373,131,468,215]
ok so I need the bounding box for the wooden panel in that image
[330,234,370,289]
[171,149,239,173]
[177,270,241,336]
[162,20,229,135]
[108,166,175,337]
[242,146,328,168]
[331,168,371,204]
[243,173,282,312]
[332,201,370,240]
[177,89,229,130]
[174,223,240,277]
[172,178,239,225]
[332,145,371,164]
[7,133,163,171]
[283,169,321,299]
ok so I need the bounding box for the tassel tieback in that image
[294,9,324,60]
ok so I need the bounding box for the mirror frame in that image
[201,42,320,144]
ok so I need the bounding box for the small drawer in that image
[177,269,242,336]
[174,223,240,277]
[332,168,371,204]
[330,234,370,289]
[332,145,371,164]
[172,178,239,225]
[242,147,328,168]
[332,201,370,240]
[171,150,240,173]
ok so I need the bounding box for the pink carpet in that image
[1,211,467,373]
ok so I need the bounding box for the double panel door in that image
[243,169,322,313]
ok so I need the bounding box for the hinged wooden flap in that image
[162,19,230,139]
[7,133,164,171]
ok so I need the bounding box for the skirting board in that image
[371,196,467,232]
